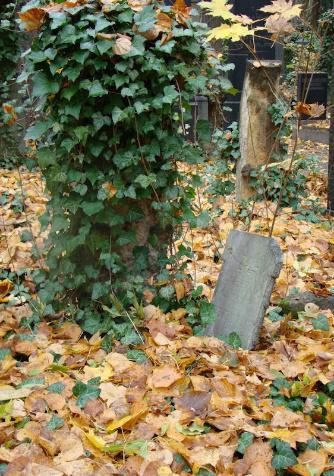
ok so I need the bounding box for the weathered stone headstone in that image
[206,230,283,349]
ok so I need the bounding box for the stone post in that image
[236,60,282,201]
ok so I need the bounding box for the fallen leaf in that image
[152,366,182,388]
[113,35,132,55]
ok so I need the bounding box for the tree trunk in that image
[328,35,334,212]
[236,60,282,201]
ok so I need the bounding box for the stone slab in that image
[206,230,283,349]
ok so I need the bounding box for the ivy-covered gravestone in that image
[20,0,232,327]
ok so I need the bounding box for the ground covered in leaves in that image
[1,137,334,475]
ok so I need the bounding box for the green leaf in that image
[17,377,45,389]
[127,349,148,363]
[112,106,125,124]
[72,379,101,408]
[0,349,11,361]
[25,120,53,140]
[81,201,104,216]
[47,415,64,430]
[272,452,297,470]
[237,432,254,454]
[47,382,65,394]
[134,6,156,32]
[162,85,179,104]
[312,314,329,331]
[199,301,216,326]
[32,72,60,97]
[134,174,156,189]
[197,469,215,476]
[196,119,211,142]
[105,439,148,458]
[271,439,297,470]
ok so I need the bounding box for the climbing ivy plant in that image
[21,0,232,329]
[0,1,26,165]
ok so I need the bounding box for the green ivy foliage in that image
[23,0,232,325]
[0,1,26,165]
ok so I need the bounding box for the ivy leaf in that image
[127,349,148,363]
[47,382,65,394]
[134,174,156,188]
[272,451,297,470]
[112,106,125,124]
[72,378,101,408]
[312,314,329,331]
[47,415,64,430]
[237,432,254,454]
[81,201,104,216]
[162,85,179,104]
[25,119,53,140]
[134,5,156,32]
[199,301,216,326]
[271,439,297,469]
[32,72,60,97]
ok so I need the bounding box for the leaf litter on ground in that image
[0,138,334,474]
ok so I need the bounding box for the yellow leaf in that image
[107,402,147,432]
[208,23,252,42]
[199,0,235,19]
[84,429,107,451]
[260,0,302,19]
[174,281,185,301]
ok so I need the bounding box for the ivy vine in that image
[22,0,233,329]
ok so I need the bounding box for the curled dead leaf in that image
[128,0,151,11]
[295,102,326,118]
[0,279,13,303]
[19,8,46,31]
[113,35,132,55]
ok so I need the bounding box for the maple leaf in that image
[208,23,253,42]
[260,0,302,19]
[172,0,191,25]
[199,0,235,19]
[265,13,295,39]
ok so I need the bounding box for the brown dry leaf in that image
[102,182,117,199]
[0,279,13,303]
[271,407,304,427]
[128,0,151,11]
[19,8,46,31]
[174,391,211,417]
[234,441,274,476]
[156,12,173,31]
[172,0,191,25]
[291,449,327,476]
[53,322,82,341]
[53,431,85,463]
[152,366,182,388]
[113,35,132,55]
[295,102,326,118]
[265,14,295,39]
